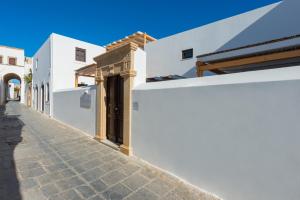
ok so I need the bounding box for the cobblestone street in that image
[0,102,217,200]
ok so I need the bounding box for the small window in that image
[35,59,38,70]
[182,48,193,60]
[8,57,17,65]
[0,56,3,64]
[46,83,50,102]
[75,47,86,62]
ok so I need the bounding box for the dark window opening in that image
[75,47,86,62]
[0,56,2,64]
[8,57,17,65]
[182,48,193,59]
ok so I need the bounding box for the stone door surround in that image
[94,42,138,155]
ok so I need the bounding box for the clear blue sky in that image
[1,0,279,56]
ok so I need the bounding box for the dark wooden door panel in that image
[106,75,124,144]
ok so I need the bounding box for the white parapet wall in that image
[132,66,300,200]
[52,86,97,137]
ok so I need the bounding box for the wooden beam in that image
[210,69,227,74]
[75,73,79,87]
[198,49,300,72]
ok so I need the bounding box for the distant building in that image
[0,45,32,105]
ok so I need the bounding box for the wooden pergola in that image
[105,31,156,51]
[74,63,97,87]
[75,32,156,87]
[196,35,300,76]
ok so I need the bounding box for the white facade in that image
[145,0,300,78]
[0,46,32,105]
[32,33,105,116]
[132,66,300,200]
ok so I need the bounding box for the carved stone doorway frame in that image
[94,42,138,156]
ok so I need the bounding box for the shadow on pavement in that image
[0,103,23,200]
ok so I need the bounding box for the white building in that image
[0,45,32,105]
[32,33,105,116]
[145,0,300,78]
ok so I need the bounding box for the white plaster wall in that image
[32,38,51,115]
[145,0,300,78]
[132,66,300,200]
[134,48,146,87]
[51,33,105,91]
[52,86,97,137]
[0,46,25,66]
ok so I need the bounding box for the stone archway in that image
[3,73,22,102]
[94,42,138,156]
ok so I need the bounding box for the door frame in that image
[94,42,138,155]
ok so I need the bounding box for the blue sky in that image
[1,0,279,56]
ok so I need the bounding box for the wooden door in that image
[106,75,124,144]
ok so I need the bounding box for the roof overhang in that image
[75,63,97,77]
[196,34,300,76]
[197,34,300,63]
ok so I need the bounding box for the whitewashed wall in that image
[145,0,300,78]
[32,38,51,114]
[53,86,97,137]
[32,33,105,116]
[132,66,300,200]
[51,33,105,91]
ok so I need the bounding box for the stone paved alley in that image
[0,102,218,200]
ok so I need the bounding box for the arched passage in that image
[3,73,22,102]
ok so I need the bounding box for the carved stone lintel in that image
[120,70,137,78]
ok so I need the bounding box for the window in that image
[0,56,2,64]
[35,59,38,70]
[8,57,17,65]
[75,47,86,62]
[182,48,193,60]
[46,83,50,102]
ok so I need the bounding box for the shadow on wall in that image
[217,0,300,51]
[0,104,23,199]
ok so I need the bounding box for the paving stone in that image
[125,188,159,200]
[41,183,60,197]
[46,163,68,172]
[90,179,107,192]
[20,178,38,190]
[60,168,76,178]
[72,164,87,174]
[21,167,46,178]
[81,167,105,182]
[60,189,83,200]
[56,176,85,191]
[145,178,174,196]
[37,171,62,185]
[162,191,183,200]
[88,195,105,200]
[119,163,141,176]
[139,167,159,180]
[75,185,96,199]
[22,187,48,200]
[102,183,132,200]
[102,170,127,185]
[81,158,103,169]
[122,173,149,190]
[100,160,122,172]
